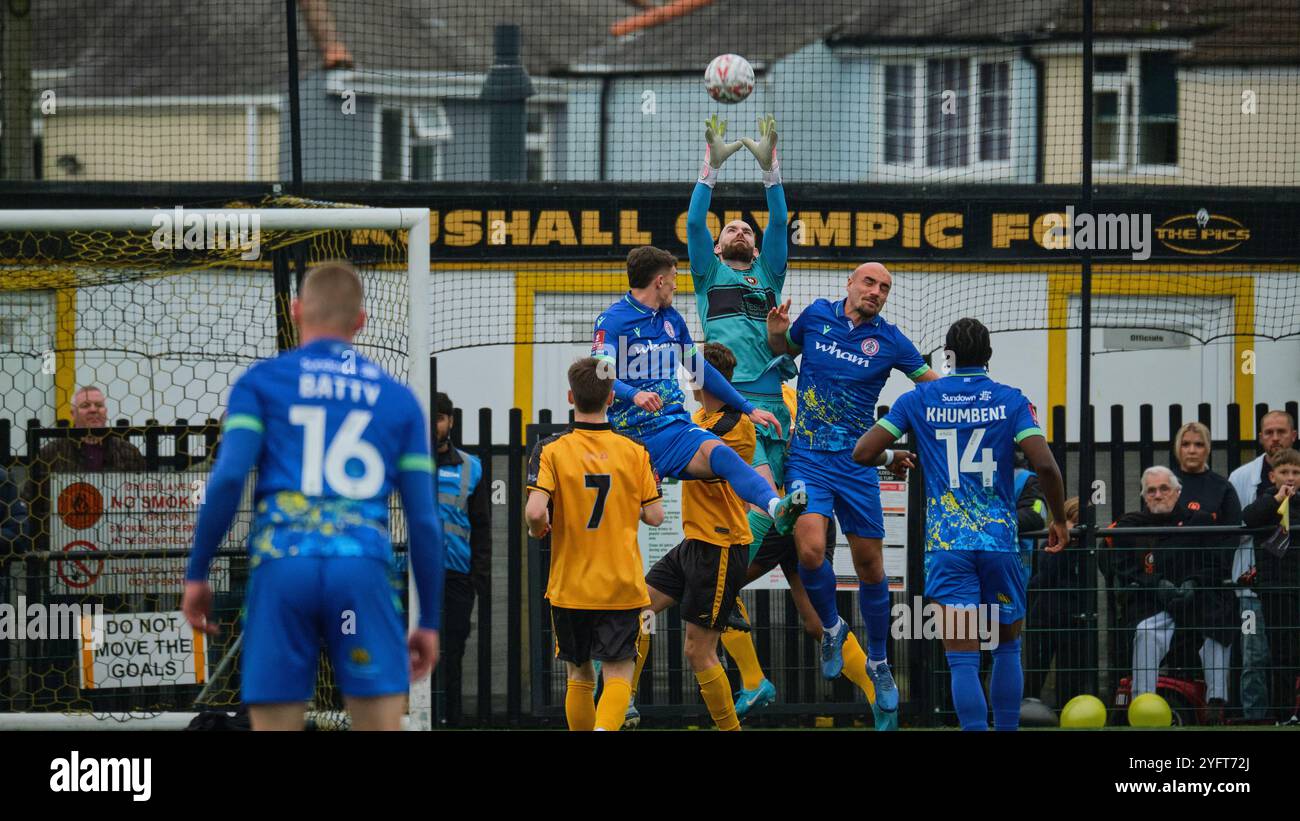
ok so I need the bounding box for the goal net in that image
[0,200,431,729]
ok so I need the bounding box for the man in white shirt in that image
[1227,409,1297,721]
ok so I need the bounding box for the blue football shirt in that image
[789,298,929,452]
[878,368,1044,553]
[223,338,432,567]
[592,292,699,434]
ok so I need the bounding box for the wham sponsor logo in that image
[812,339,871,368]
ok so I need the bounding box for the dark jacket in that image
[1171,465,1242,535]
[22,434,147,520]
[0,466,28,562]
[1101,504,1236,642]
[1241,483,1298,597]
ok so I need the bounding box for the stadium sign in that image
[48,472,239,595]
[331,190,1292,262]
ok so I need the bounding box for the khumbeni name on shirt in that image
[925,406,1008,424]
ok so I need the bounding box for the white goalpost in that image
[0,207,435,731]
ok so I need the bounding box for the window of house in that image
[379,104,451,181]
[526,104,559,182]
[883,56,1012,171]
[1093,53,1177,169]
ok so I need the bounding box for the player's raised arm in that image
[743,115,788,287]
[183,383,266,635]
[689,116,742,278]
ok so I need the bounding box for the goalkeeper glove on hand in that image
[699,115,743,187]
[741,114,781,186]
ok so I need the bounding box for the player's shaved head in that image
[851,262,892,285]
[297,260,365,337]
[844,261,893,321]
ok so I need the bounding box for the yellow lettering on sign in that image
[991,213,1030,248]
[798,211,851,246]
[488,210,531,245]
[924,213,963,248]
[581,211,613,245]
[675,210,719,245]
[902,213,921,248]
[723,211,744,227]
[856,213,899,247]
[621,210,653,245]
[532,211,578,246]
[1034,213,1068,249]
[444,210,482,247]
[750,211,770,232]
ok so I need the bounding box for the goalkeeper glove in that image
[699,115,743,188]
[742,114,781,187]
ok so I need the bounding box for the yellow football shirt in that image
[527,422,660,609]
[681,407,756,547]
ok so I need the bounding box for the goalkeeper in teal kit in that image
[685,115,829,718]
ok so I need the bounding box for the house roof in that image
[33,0,1299,101]
[570,0,1300,73]
[827,0,1300,65]
[35,0,631,99]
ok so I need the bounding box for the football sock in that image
[858,579,891,662]
[841,631,876,703]
[946,651,989,731]
[594,677,632,731]
[696,664,741,731]
[629,630,651,700]
[797,559,839,627]
[991,638,1023,731]
[708,445,778,512]
[565,679,596,731]
[721,612,765,691]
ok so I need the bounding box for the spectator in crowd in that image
[1240,446,1300,724]
[1025,496,1083,706]
[1228,410,1297,721]
[433,392,491,726]
[1103,466,1235,724]
[0,464,28,585]
[23,386,146,514]
[1168,421,1241,719]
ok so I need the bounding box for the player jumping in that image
[183,261,444,731]
[766,262,940,730]
[629,341,755,731]
[854,318,1067,731]
[688,115,852,717]
[591,246,806,536]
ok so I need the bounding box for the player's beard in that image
[850,299,881,323]
[720,239,753,266]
